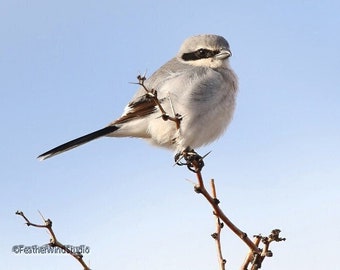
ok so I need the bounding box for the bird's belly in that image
[146,101,234,151]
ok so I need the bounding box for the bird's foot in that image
[175,148,210,172]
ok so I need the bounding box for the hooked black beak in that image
[215,49,232,60]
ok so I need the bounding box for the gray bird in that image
[38,34,238,161]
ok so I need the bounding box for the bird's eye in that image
[195,49,207,58]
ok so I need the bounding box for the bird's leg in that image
[137,75,183,129]
[175,148,210,172]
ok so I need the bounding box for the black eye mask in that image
[181,48,220,61]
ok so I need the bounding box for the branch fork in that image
[184,158,285,269]
[16,211,91,270]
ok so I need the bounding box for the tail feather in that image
[38,125,119,160]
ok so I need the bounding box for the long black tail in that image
[38,125,119,160]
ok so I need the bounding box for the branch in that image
[137,75,182,129]
[246,230,286,270]
[183,157,285,269]
[16,211,91,270]
[134,76,286,268]
[241,235,262,269]
[189,159,261,254]
[210,179,226,270]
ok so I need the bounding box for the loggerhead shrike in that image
[38,34,238,161]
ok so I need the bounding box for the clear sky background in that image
[1,1,339,269]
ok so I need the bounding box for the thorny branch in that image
[16,211,90,270]
[210,179,226,270]
[187,158,262,252]
[137,75,182,129]
[136,75,285,269]
[242,230,286,270]
[182,155,285,269]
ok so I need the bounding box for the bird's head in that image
[177,34,232,69]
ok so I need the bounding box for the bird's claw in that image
[175,149,209,172]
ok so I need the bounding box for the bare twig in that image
[210,179,226,270]
[185,158,285,269]
[189,159,261,254]
[16,211,90,270]
[137,75,182,129]
[249,230,286,270]
[241,235,262,270]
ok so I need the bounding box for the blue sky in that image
[1,1,339,269]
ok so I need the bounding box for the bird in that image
[38,34,238,161]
